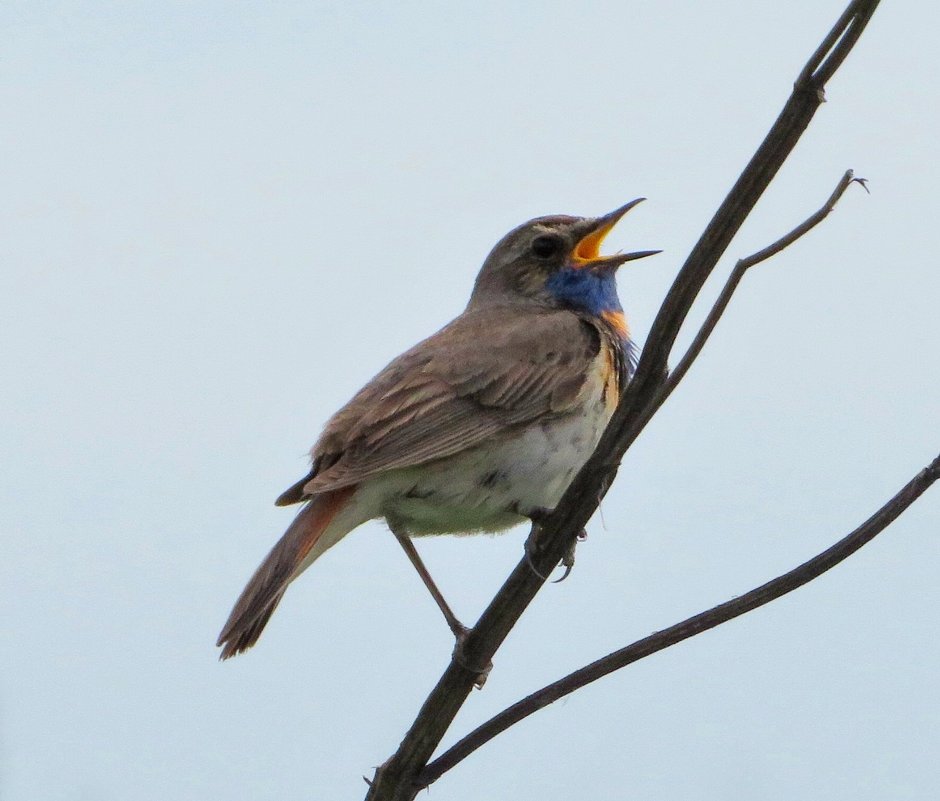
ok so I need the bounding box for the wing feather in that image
[292,307,602,496]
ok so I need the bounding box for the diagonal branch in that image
[364,3,882,799]
[419,453,940,786]
[656,169,868,416]
[585,1,879,483]
[416,170,868,780]
[574,169,867,461]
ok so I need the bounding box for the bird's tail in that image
[216,487,354,659]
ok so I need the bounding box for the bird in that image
[217,199,659,660]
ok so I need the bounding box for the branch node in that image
[451,633,493,687]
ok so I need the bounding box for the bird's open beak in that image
[571,198,661,270]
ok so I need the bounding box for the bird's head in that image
[467,199,659,337]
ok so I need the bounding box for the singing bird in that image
[217,200,658,659]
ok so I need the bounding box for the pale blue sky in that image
[2,2,938,799]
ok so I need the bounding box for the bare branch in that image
[737,170,866,271]
[657,170,867,411]
[419,453,940,787]
[364,3,883,798]
[801,0,880,87]
[584,170,867,458]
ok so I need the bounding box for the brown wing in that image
[279,306,601,501]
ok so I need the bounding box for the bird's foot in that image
[451,624,492,689]
[524,513,587,583]
[552,529,587,583]
[523,529,553,581]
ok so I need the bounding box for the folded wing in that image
[281,307,602,502]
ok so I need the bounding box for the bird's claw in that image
[551,529,585,583]
[524,530,554,581]
[551,563,573,583]
[526,525,587,583]
[551,546,575,583]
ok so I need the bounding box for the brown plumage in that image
[218,311,604,657]
[216,487,354,659]
[217,201,658,658]
[286,307,604,499]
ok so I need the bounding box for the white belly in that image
[292,346,623,574]
[378,383,614,536]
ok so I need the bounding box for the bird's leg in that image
[392,530,468,640]
[390,528,492,688]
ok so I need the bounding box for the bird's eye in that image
[531,235,562,259]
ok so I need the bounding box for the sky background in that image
[2,2,938,799]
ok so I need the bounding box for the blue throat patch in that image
[545,268,623,318]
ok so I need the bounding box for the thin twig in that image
[419,454,940,787]
[592,170,866,451]
[659,170,867,408]
[797,0,860,87]
[810,0,879,86]
[737,170,866,270]
[364,4,882,799]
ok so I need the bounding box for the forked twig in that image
[657,170,868,412]
[412,170,871,784]
[364,4,883,798]
[419,454,939,786]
